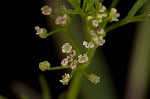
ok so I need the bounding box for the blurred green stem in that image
[66,70,83,99]
[124,1,150,98]
[65,29,81,54]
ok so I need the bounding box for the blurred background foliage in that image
[0,0,149,99]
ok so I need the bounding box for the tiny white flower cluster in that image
[86,3,120,28]
[109,8,120,22]
[61,43,88,69]
[83,28,106,48]
[83,41,95,49]
[40,5,70,26]
[60,43,89,85]
[86,3,108,28]
[59,73,70,85]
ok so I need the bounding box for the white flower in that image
[66,56,73,62]
[99,3,106,13]
[88,74,100,84]
[59,73,70,85]
[109,8,120,22]
[55,14,68,25]
[35,26,45,35]
[70,60,78,69]
[41,5,52,15]
[62,43,72,53]
[35,26,47,38]
[97,29,104,34]
[78,54,88,63]
[83,41,94,49]
[93,36,105,46]
[86,16,93,21]
[92,19,99,27]
[83,41,88,48]
[61,58,68,66]
[69,50,76,57]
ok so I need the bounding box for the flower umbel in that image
[59,73,70,85]
[39,61,51,71]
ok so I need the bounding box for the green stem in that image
[105,12,150,32]
[66,48,96,99]
[47,28,64,36]
[66,70,83,99]
[47,66,68,70]
[126,0,148,19]
[56,9,84,15]
[65,29,81,54]
[39,74,52,99]
[131,12,150,22]
[68,69,76,81]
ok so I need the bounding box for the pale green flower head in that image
[35,26,48,39]
[39,61,51,71]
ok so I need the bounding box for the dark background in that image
[0,0,149,99]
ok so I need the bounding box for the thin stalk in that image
[47,28,64,36]
[65,29,81,54]
[66,70,83,99]
[66,48,96,99]
[105,12,150,32]
[126,0,148,19]
[47,66,69,70]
